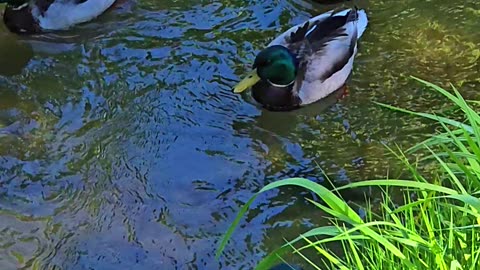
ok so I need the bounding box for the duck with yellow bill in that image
[232,7,369,111]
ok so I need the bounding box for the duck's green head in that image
[233,45,297,93]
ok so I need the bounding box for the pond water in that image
[0,0,479,269]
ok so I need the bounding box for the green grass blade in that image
[336,180,459,195]
[375,102,473,134]
[217,178,364,258]
[216,194,259,258]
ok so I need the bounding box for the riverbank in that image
[218,78,480,270]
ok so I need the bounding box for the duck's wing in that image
[35,0,88,16]
[36,0,116,30]
[36,0,56,15]
[270,8,368,83]
[269,8,368,47]
[268,9,336,47]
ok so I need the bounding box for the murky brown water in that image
[0,0,478,269]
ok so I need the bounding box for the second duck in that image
[0,0,116,34]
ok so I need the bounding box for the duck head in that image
[232,45,298,93]
[233,45,302,111]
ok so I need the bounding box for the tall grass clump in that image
[216,77,480,270]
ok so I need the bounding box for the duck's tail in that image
[355,8,369,39]
[331,7,369,39]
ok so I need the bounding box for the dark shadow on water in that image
[0,33,33,76]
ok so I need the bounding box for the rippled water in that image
[0,0,479,269]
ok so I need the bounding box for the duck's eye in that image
[254,58,271,68]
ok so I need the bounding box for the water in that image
[0,0,478,269]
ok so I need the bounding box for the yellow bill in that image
[232,69,260,93]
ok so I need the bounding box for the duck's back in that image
[298,9,368,105]
[269,8,369,106]
[34,0,116,31]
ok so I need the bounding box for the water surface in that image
[0,0,479,269]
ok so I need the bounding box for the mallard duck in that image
[232,7,368,111]
[0,0,116,34]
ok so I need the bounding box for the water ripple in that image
[0,0,478,269]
